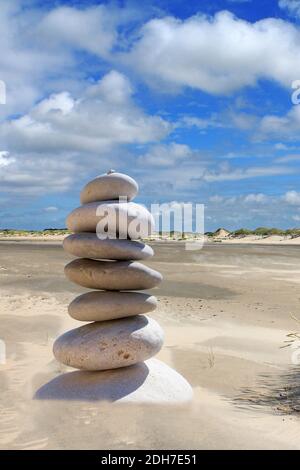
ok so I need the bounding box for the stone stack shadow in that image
[35,171,193,403]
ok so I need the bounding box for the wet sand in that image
[1,242,300,449]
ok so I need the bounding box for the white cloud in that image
[0,1,76,117]
[122,11,300,94]
[180,115,223,130]
[0,151,14,167]
[34,92,74,116]
[220,152,248,159]
[259,105,300,139]
[2,70,170,156]
[227,111,257,130]
[44,206,58,212]
[209,193,269,205]
[283,190,300,204]
[279,0,300,18]
[140,143,193,167]
[244,193,267,203]
[209,195,224,203]
[274,143,290,150]
[181,110,258,133]
[0,2,137,118]
[0,1,299,227]
[38,5,117,58]
[0,71,171,195]
[202,164,292,182]
[275,153,300,162]
[138,159,294,203]
[2,2,300,127]
[204,190,300,230]
[88,70,134,105]
[0,153,77,195]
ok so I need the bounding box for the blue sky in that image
[0,0,300,231]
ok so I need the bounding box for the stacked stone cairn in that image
[37,171,193,403]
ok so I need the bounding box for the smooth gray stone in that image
[68,291,157,322]
[80,172,138,204]
[63,233,153,260]
[35,359,193,403]
[53,315,164,370]
[66,201,154,239]
[65,258,163,290]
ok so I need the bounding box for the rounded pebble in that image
[53,315,164,370]
[80,172,138,204]
[65,258,163,290]
[68,291,157,321]
[35,359,193,403]
[66,201,154,239]
[63,233,153,260]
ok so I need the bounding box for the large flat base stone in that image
[34,359,193,404]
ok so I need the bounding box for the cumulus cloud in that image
[244,193,268,203]
[0,151,14,167]
[139,143,193,166]
[122,11,300,94]
[2,70,170,155]
[258,105,300,139]
[2,1,300,126]
[0,152,77,195]
[0,1,299,230]
[283,190,300,204]
[138,158,294,204]
[139,151,292,190]
[240,104,300,142]
[0,1,75,117]
[279,0,300,18]
[38,5,117,58]
[2,1,300,132]
[0,71,171,195]
[0,1,135,117]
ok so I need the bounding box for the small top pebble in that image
[80,171,138,204]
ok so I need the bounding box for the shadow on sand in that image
[232,366,300,415]
[35,362,149,402]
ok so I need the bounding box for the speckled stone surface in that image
[53,315,164,370]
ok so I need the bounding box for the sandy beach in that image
[1,232,300,245]
[1,241,300,449]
